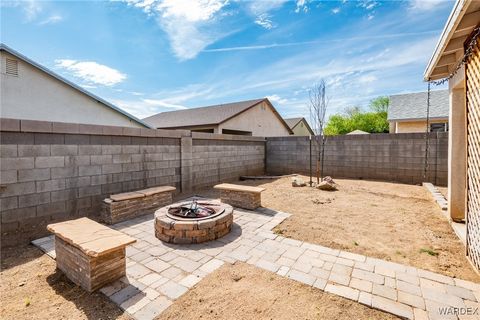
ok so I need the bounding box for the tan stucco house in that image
[143,98,292,137]
[0,44,148,128]
[388,90,449,133]
[424,0,480,271]
[284,117,314,136]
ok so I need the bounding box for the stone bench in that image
[102,186,176,224]
[47,217,136,292]
[213,183,265,210]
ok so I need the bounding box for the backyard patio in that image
[1,177,479,320]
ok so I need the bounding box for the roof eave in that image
[424,0,472,81]
[0,43,152,129]
[388,116,449,122]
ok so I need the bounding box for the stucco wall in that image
[219,101,291,137]
[291,120,312,136]
[393,120,448,133]
[0,51,144,128]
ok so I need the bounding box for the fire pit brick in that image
[154,199,233,244]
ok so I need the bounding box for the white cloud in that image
[295,0,309,13]
[332,7,340,14]
[39,14,63,25]
[23,0,42,21]
[123,0,229,60]
[358,74,377,84]
[409,0,449,11]
[255,14,274,29]
[247,0,288,15]
[267,94,289,104]
[111,97,187,119]
[1,0,42,21]
[142,98,187,109]
[55,59,127,86]
[358,0,378,11]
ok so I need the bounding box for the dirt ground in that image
[198,176,478,282]
[158,262,398,320]
[0,245,131,320]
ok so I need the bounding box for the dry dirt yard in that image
[158,262,398,320]
[0,245,132,320]
[2,247,397,320]
[202,176,478,282]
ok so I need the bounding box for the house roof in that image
[424,0,480,80]
[284,117,303,128]
[284,117,314,134]
[143,98,293,133]
[388,90,449,121]
[0,43,151,128]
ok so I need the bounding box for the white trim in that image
[424,0,472,80]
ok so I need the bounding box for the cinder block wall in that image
[191,134,265,189]
[0,119,266,247]
[266,133,448,186]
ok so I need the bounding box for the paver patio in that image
[33,203,480,320]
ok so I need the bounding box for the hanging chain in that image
[424,82,431,181]
[422,26,480,181]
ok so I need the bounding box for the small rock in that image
[291,177,306,187]
[317,176,338,191]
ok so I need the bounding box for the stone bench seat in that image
[47,217,136,292]
[102,186,176,224]
[214,183,265,210]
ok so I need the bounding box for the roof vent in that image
[6,58,18,76]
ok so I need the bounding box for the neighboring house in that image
[347,129,369,135]
[388,90,449,133]
[424,0,480,271]
[284,117,314,136]
[143,98,292,137]
[0,44,149,128]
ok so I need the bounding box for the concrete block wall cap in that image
[191,131,265,142]
[140,128,157,137]
[110,191,145,201]
[213,183,266,193]
[47,217,136,257]
[20,120,52,133]
[52,122,80,134]
[0,118,21,131]
[78,123,103,135]
[102,125,123,136]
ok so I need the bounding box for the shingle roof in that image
[0,43,150,128]
[284,117,303,128]
[143,98,265,128]
[388,90,449,121]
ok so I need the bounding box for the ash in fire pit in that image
[155,198,233,244]
[167,200,224,220]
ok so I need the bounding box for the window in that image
[430,123,448,132]
[5,58,18,76]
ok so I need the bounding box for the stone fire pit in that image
[154,198,233,244]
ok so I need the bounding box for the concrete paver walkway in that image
[33,206,479,320]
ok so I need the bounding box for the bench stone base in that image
[55,237,126,292]
[102,191,174,224]
[219,189,261,210]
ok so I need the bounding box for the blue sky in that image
[1,0,453,121]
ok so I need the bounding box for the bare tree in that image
[308,80,329,184]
